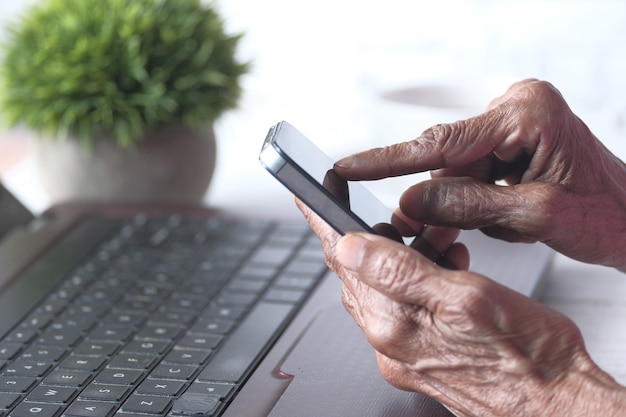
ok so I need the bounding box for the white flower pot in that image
[34,125,216,205]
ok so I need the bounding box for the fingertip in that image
[391,209,425,237]
[371,223,404,243]
[399,182,428,221]
[333,152,370,180]
[333,155,355,170]
[335,233,371,272]
[443,242,470,270]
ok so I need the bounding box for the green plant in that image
[0,0,249,147]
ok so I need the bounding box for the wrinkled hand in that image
[297,201,625,417]
[334,79,626,271]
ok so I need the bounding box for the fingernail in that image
[336,233,370,271]
[334,155,354,169]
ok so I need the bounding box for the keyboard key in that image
[247,246,294,266]
[227,279,267,293]
[127,283,172,300]
[36,300,66,317]
[134,325,182,342]
[94,369,144,386]
[189,319,234,336]
[72,342,119,357]
[4,330,37,345]
[19,346,66,363]
[63,401,116,417]
[0,377,36,393]
[25,386,76,404]
[202,306,247,321]
[19,313,54,331]
[101,310,148,328]
[114,298,159,314]
[283,258,327,276]
[8,402,62,417]
[121,394,171,415]
[107,354,155,371]
[0,345,22,361]
[64,302,109,318]
[86,327,132,343]
[57,356,106,373]
[0,392,20,410]
[175,334,222,351]
[147,311,194,326]
[48,317,95,334]
[215,292,256,306]
[36,330,82,348]
[100,311,147,329]
[162,349,210,366]
[1,360,52,377]
[265,226,308,245]
[236,265,279,281]
[122,341,168,356]
[162,295,206,312]
[42,370,92,388]
[78,384,130,402]
[184,381,234,400]
[264,288,307,304]
[135,379,184,397]
[148,365,196,381]
[274,275,317,290]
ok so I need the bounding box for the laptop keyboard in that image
[0,215,327,417]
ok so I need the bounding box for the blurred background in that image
[1,0,625,212]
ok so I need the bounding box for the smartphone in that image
[259,121,455,269]
[259,120,395,236]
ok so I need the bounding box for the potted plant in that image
[0,0,248,204]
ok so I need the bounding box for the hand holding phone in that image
[259,121,455,269]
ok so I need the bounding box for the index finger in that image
[333,108,510,181]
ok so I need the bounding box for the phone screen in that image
[260,122,394,235]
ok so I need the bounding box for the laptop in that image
[0,182,553,417]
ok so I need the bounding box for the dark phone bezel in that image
[259,121,377,236]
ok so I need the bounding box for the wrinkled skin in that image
[335,79,626,271]
[295,80,626,416]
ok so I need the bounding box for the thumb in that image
[336,233,448,308]
[399,177,559,243]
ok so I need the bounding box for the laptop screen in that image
[0,182,34,240]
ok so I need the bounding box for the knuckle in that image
[418,123,453,166]
[375,354,420,392]
[340,285,364,326]
[421,179,487,228]
[510,183,564,238]
[364,305,413,355]
[515,79,567,111]
[367,246,423,294]
[527,79,561,98]
[442,275,499,332]
[429,122,459,153]
[375,354,408,388]
[487,79,538,110]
